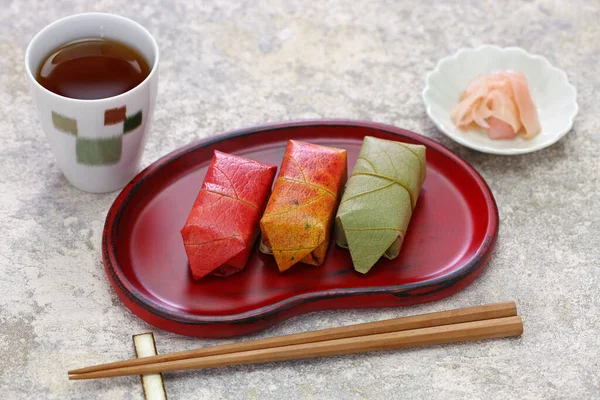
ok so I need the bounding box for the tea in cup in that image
[25,13,159,193]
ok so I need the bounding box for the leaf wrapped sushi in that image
[260,140,347,272]
[335,136,426,274]
[181,151,277,280]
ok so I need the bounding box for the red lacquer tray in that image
[103,120,498,337]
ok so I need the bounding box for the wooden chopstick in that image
[69,315,523,380]
[69,301,516,375]
[69,301,517,378]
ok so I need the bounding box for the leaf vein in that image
[344,227,404,232]
[284,155,308,182]
[201,189,259,210]
[399,144,425,184]
[212,164,240,200]
[263,192,331,218]
[273,247,321,252]
[186,234,252,246]
[352,172,414,206]
[340,181,395,204]
[357,156,377,172]
[279,177,335,197]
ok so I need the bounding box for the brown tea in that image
[36,38,150,100]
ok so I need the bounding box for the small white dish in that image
[422,45,578,155]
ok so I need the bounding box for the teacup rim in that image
[24,12,160,104]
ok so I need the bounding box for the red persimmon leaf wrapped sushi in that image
[181,151,277,280]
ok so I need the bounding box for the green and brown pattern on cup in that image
[51,107,143,166]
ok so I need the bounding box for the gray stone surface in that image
[1,0,599,398]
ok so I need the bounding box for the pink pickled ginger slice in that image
[487,117,518,140]
[485,88,522,133]
[505,72,541,138]
[451,71,541,140]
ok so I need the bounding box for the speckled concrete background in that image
[1,0,599,399]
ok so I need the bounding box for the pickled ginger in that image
[451,71,541,140]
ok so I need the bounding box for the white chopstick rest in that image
[133,333,168,400]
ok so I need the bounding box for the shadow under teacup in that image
[25,12,159,193]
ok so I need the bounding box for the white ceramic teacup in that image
[25,13,159,193]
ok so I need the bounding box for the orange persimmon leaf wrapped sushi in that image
[260,140,347,272]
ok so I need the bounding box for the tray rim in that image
[103,119,499,326]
